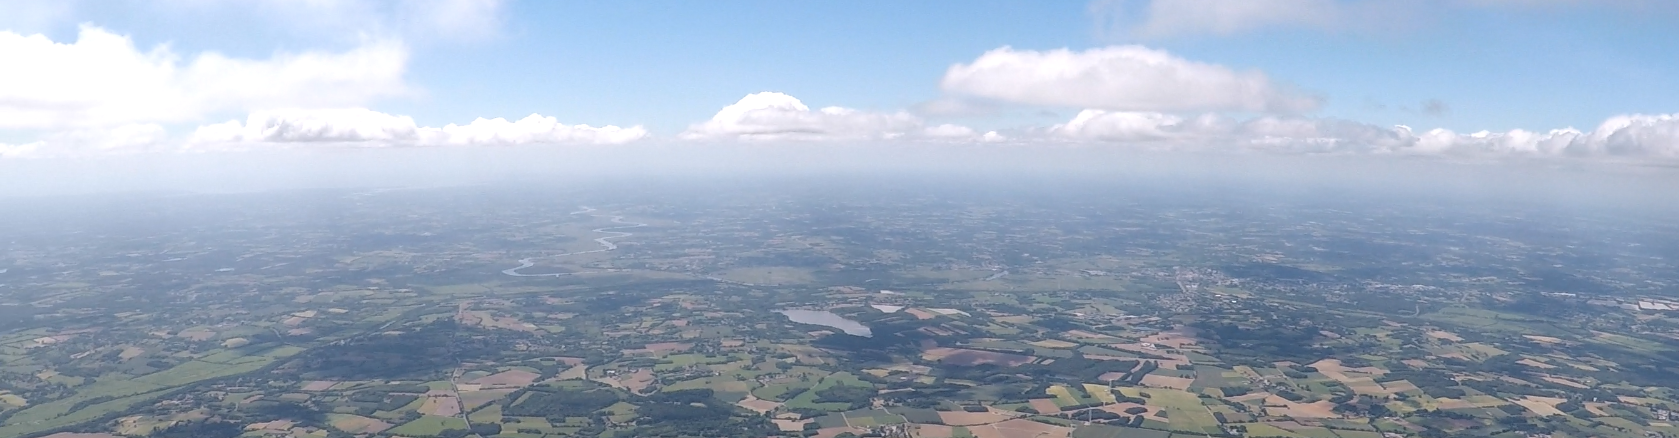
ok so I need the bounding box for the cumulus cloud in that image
[1589,114,1679,156]
[190,109,419,144]
[188,108,648,148]
[429,114,651,146]
[1412,114,1679,157]
[1046,109,1441,153]
[679,93,1675,158]
[1051,110,1200,142]
[681,92,996,142]
[921,124,977,139]
[941,46,1320,113]
[0,25,408,129]
[1048,109,1679,158]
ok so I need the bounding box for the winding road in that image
[501,207,648,277]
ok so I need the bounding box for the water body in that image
[778,309,872,337]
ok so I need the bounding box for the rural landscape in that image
[1,180,1678,438]
[4,0,1679,437]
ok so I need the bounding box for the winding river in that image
[501,207,648,277]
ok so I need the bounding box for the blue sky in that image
[1,0,1676,159]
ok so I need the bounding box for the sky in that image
[1,0,1677,185]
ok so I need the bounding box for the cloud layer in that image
[1049,109,1679,158]
[0,25,408,129]
[940,46,1320,113]
[677,92,1677,160]
[190,109,649,148]
[0,22,1672,165]
[680,92,1001,142]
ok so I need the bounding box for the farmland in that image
[2,182,1678,438]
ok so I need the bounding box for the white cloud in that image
[681,93,1676,157]
[941,46,1320,113]
[1405,127,1581,155]
[1048,109,1679,158]
[1046,110,1438,153]
[189,109,419,144]
[681,92,991,142]
[1237,116,1415,153]
[920,124,1009,143]
[1401,115,1679,157]
[0,123,170,158]
[1051,110,1195,142]
[189,108,648,148]
[1587,114,1679,156]
[429,114,651,146]
[922,124,976,138]
[0,25,408,129]
[0,141,42,158]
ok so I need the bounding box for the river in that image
[502,206,647,277]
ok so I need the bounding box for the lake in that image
[777,309,872,337]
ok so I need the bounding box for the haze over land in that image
[2,2,1679,438]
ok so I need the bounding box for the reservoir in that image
[777,309,872,337]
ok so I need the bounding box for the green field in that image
[1048,384,1091,406]
[1132,388,1222,435]
[386,415,469,436]
[785,372,869,411]
[469,403,503,424]
[373,394,427,419]
[752,380,813,401]
[843,409,907,427]
[0,349,294,438]
[0,389,170,437]
[1420,307,1558,334]
[815,413,849,428]
[1190,365,1246,389]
